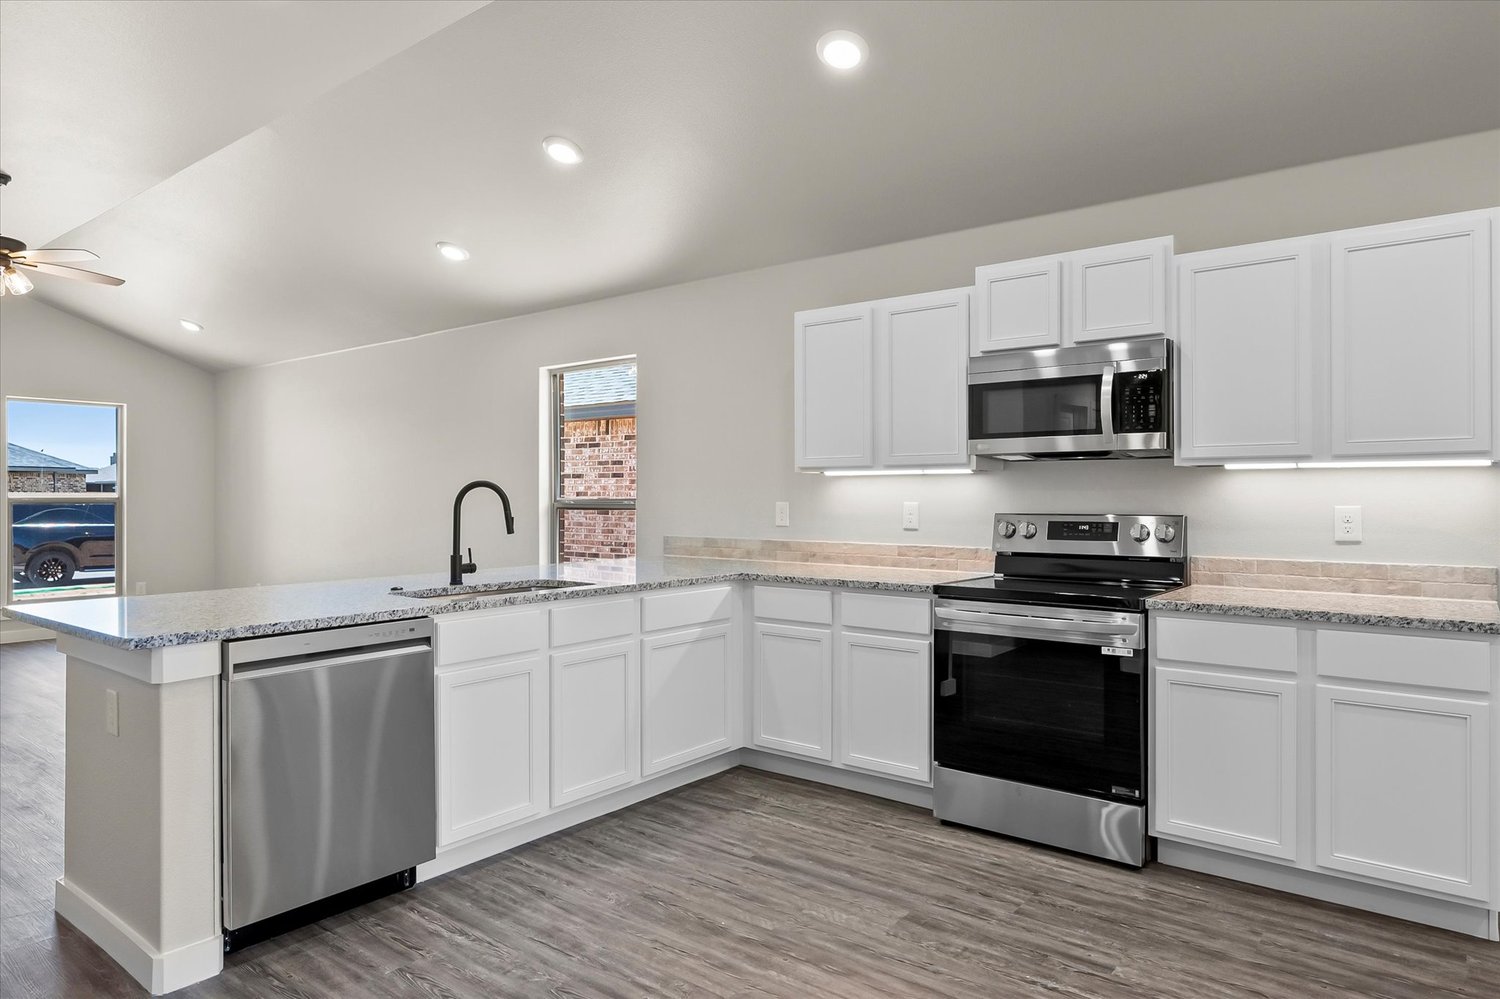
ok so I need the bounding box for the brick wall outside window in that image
[558,416,636,561]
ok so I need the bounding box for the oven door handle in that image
[934,607,1141,648]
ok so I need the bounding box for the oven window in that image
[969,375,1102,439]
[934,630,1142,801]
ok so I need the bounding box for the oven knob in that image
[1130,524,1152,543]
[1155,524,1177,543]
[997,520,1017,539]
[1020,521,1038,539]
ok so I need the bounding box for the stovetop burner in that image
[936,513,1188,611]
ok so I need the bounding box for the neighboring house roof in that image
[563,363,636,420]
[87,462,118,486]
[6,442,98,475]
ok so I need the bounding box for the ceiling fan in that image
[0,171,125,296]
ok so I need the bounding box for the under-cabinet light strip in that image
[822,468,975,477]
[1224,459,1494,470]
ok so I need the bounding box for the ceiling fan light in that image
[2,266,33,296]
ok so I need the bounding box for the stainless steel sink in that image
[393,579,592,601]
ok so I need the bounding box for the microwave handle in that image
[1100,365,1117,443]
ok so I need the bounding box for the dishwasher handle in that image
[230,642,432,681]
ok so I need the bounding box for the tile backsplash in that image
[1190,557,1498,602]
[664,536,991,572]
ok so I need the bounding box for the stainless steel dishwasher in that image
[222,618,435,951]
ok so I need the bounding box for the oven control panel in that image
[993,513,1185,559]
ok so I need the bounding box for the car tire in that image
[24,550,76,586]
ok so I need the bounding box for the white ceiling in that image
[4,0,1499,370]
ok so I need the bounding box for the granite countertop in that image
[1,557,981,651]
[1147,584,1500,635]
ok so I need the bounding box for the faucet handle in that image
[462,547,477,574]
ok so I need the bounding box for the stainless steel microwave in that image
[967,337,1172,460]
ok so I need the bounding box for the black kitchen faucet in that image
[450,480,515,585]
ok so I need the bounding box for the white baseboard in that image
[54,878,223,994]
[740,749,934,808]
[1158,840,1498,941]
[0,622,54,645]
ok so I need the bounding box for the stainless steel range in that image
[931,513,1188,866]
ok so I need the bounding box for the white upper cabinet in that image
[1330,212,1494,457]
[1175,208,1497,465]
[972,237,1172,357]
[795,289,969,472]
[972,256,1063,353]
[1176,238,1322,462]
[874,288,971,468]
[1069,237,1172,344]
[794,304,873,469]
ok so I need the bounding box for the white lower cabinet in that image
[752,622,834,761]
[551,639,640,807]
[1316,684,1491,901]
[839,631,931,782]
[641,624,735,776]
[436,656,548,847]
[1152,666,1297,859]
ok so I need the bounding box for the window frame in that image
[3,395,126,605]
[546,357,637,564]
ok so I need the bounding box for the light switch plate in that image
[774,501,790,527]
[105,689,119,737]
[1334,505,1362,543]
[902,501,919,531]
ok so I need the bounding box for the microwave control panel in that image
[1114,369,1165,434]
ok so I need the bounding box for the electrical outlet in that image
[774,501,790,527]
[1334,505,1362,543]
[902,501,919,531]
[105,689,119,737]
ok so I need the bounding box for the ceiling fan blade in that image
[15,260,125,286]
[12,248,99,263]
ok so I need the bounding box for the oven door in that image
[932,600,1145,805]
[967,365,1114,456]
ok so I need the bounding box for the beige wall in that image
[215,130,1500,585]
[1,296,218,628]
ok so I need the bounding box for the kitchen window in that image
[4,397,124,603]
[549,359,636,563]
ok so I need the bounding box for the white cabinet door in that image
[752,622,833,761]
[1152,667,1298,860]
[1176,239,1321,462]
[794,303,874,469]
[1069,236,1171,344]
[1330,213,1493,457]
[838,632,931,782]
[551,640,639,807]
[972,256,1063,354]
[641,624,734,776]
[875,288,971,467]
[1316,684,1491,901]
[436,656,547,847]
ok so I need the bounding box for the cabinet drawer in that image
[641,586,733,633]
[550,598,636,647]
[754,585,833,625]
[1154,615,1297,673]
[1317,629,1490,693]
[841,592,929,635]
[436,609,542,667]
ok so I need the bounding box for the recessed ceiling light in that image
[435,242,470,261]
[817,30,867,70]
[542,136,583,165]
[179,318,203,333]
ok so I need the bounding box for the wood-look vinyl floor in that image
[2,638,1495,997]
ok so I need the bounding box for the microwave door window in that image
[973,375,1102,439]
